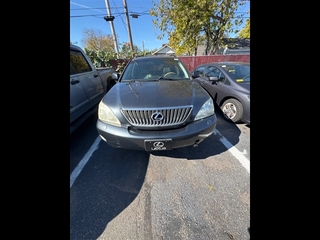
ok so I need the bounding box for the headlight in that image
[98,101,121,127]
[194,98,215,120]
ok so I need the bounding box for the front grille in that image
[121,106,193,127]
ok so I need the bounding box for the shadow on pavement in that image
[70,146,150,240]
[70,110,247,239]
[151,111,242,160]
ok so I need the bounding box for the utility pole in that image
[123,0,134,55]
[104,0,119,58]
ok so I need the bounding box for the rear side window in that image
[70,50,92,75]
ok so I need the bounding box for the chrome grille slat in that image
[121,106,193,127]
[169,109,174,124]
[180,108,185,122]
[127,111,135,124]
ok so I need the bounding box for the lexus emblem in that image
[151,112,164,121]
[153,142,164,148]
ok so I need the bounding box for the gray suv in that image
[96,56,217,151]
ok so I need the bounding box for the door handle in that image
[70,79,80,85]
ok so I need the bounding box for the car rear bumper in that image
[96,115,217,151]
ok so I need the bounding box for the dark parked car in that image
[96,56,217,151]
[191,62,250,124]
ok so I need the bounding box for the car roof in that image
[200,61,249,67]
[202,62,250,65]
[133,55,178,60]
[70,44,82,51]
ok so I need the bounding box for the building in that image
[152,44,175,56]
[197,38,250,55]
[152,38,250,56]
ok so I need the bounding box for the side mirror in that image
[209,77,219,81]
[192,70,201,78]
[112,72,119,80]
[208,76,219,82]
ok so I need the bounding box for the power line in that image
[71,8,248,14]
[71,13,122,18]
[71,7,121,10]
[70,10,151,18]
[71,6,249,14]
[70,13,249,19]
[71,10,249,18]
[110,0,127,39]
[71,14,108,18]
[70,7,154,11]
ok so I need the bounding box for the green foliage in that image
[119,42,139,58]
[238,18,250,38]
[78,28,159,72]
[150,0,246,55]
[84,48,118,68]
[115,60,128,73]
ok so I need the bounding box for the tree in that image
[119,42,140,58]
[80,27,158,68]
[80,28,118,67]
[81,28,116,53]
[84,48,117,67]
[238,18,250,38]
[150,0,246,55]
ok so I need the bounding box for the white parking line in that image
[213,129,250,173]
[70,136,101,188]
[70,129,250,188]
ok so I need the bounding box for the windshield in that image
[220,63,250,82]
[121,58,190,81]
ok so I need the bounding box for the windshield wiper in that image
[127,80,141,98]
[123,79,135,82]
[157,77,174,80]
[123,79,141,83]
[124,79,142,86]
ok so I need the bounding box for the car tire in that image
[221,98,243,123]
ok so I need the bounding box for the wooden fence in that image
[110,54,250,73]
[179,54,250,71]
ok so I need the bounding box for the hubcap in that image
[223,103,236,119]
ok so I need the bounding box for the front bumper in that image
[96,114,217,151]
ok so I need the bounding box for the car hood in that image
[105,80,210,109]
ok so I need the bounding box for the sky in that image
[70,0,250,51]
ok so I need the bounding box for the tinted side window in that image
[70,62,76,75]
[205,66,220,77]
[194,66,206,76]
[70,50,92,75]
